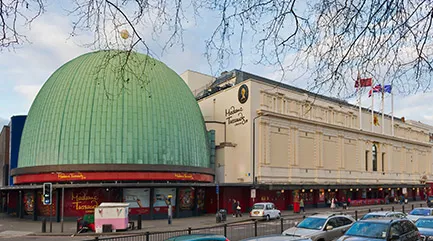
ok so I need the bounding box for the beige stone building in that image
[182,69,433,211]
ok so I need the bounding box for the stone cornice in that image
[257,109,432,148]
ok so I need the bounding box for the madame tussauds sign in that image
[225,106,248,126]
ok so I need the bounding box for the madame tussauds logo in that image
[225,106,248,126]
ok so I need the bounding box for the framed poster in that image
[179,188,195,210]
[153,188,176,207]
[123,188,150,208]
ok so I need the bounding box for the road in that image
[0,202,423,241]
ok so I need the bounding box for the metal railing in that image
[85,203,426,241]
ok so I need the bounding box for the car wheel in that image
[266,215,270,221]
[277,213,281,219]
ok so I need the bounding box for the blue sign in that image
[216,184,219,194]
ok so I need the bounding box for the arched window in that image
[372,144,378,171]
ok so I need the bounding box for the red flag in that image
[355,78,372,88]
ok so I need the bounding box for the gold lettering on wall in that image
[57,172,86,180]
[225,106,248,126]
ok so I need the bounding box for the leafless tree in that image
[1,0,433,97]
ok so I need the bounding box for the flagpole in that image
[371,84,374,132]
[357,72,362,130]
[391,91,394,136]
[381,80,385,134]
[359,88,362,130]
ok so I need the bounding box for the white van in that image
[249,202,281,221]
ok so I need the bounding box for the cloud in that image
[0,117,8,127]
[14,85,42,102]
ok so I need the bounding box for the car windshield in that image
[253,204,265,209]
[416,219,433,229]
[296,217,327,230]
[361,214,385,220]
[409,209,432,216]
[428,196,433,201]
[345,222,389,239]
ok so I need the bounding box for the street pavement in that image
[0,201,426,241]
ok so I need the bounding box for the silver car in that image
[359,211,407,220]
[282,213,355,241]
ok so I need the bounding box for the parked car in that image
[165,234,229,241]
[240,235,312,241]
[359,211,407,220]
[407,208,433,222]
[337,217,421,241]
[415,217,433,239]
[282,213,355,241]
[427,196,433,207]
[250,202,281,221]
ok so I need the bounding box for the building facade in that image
[182,69,433,213]
[0,51,214,221]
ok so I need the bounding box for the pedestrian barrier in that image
[83,203,422,241]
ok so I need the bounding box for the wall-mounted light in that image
[335,189,338,192]
[310,189,313,193]
[388,188,391,191]
[302,189,305,193]
[350,188,353,191]
[281,190,285,193]
[356,188,359,191]
[368,188,372,191]
[328,189,331,192]
[379,188,383,191]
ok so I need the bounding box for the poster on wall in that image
[23,191,34,215]
[319,189,325,202]
[63,188,121,217]
[123,188,150,215]
[362,189,367,199]
[179,188,195,211]
[196,188,205,212]
[153,188,176,213]
[153,188,176,207]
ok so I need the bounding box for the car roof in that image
[415,217,433,221]
[309,212,353,219]
[412,207,433,210]
[365,211,403,215]
[165,234,227,241]
[358,217,405,223]
[253,202,274,205]
[240,235,311,241]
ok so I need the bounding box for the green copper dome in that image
[18,51,210,168]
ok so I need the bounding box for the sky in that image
[1,2,433,128]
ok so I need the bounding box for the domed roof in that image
[18,50,210,168]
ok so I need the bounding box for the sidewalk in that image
[0,201,426,237]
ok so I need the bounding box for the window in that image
[389,222,403,236]
[382,153,385,172]
[372,144,377,172]
[326,218,338,229]
[401,220,417,234]
[365,151,369,171]
[336,217,353,226]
